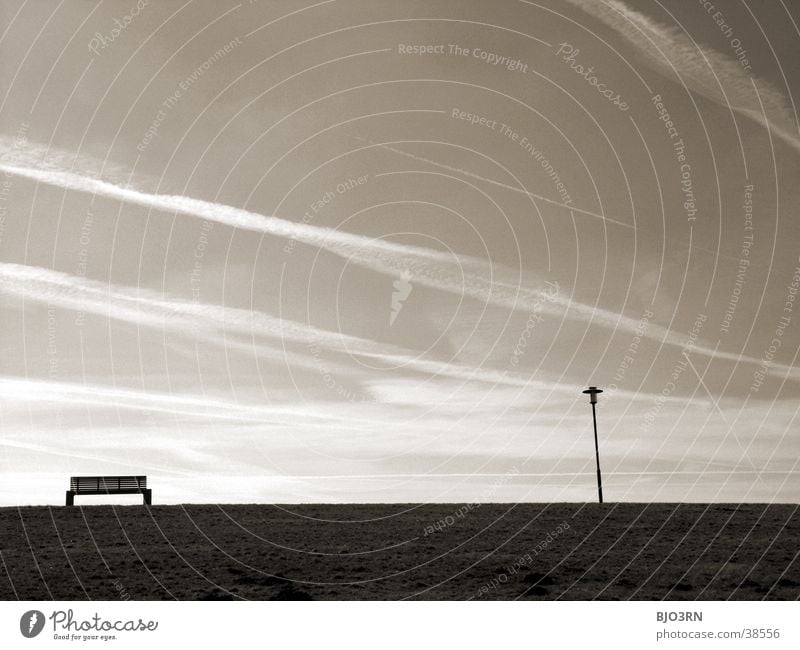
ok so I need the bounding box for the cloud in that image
[0,374,371,428]
[0,439,196,476]
[2,141,797,384]
[0,156,558,310]
[0,262,564,390]
[566,0,800,154]
[2,262,720,408]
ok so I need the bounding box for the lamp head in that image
[582,386,603,404]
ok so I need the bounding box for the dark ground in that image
[1,503,798,600]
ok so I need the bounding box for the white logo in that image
[390,271,413,326]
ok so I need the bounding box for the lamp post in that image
[582,386,604,504]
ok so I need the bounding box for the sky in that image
[1,0,799,504]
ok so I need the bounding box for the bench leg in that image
[65,491,74,506]
[142,489,152,506]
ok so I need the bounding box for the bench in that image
[66,476,152,506]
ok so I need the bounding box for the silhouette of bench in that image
[66,476,151,506]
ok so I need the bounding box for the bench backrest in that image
[70,476,147,492]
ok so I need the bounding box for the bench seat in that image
[66,475,152,505]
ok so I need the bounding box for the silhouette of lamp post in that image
[582,386,604,504]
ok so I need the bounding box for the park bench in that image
[66,476,152,506]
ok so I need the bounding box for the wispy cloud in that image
[0,374,363,426]
[0,262,565,390]
[566,0,800,154]
[0,261,385,352]
[2,141,797,383]
[1,263,717,405]
[0,439,197,476]
[0,149,559,311]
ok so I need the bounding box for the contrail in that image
[0,375,347,424]
[0,159,559,311]
[0,262,392,352]
[360,136,635,229]
[0,439,197,476]
[0,263,716,403]
[566,0,800,155]
[0,151,654,346]
[0,263,567,391]
[2,145,795,382]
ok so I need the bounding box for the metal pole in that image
[583,386,604,504]
[591,401,603,504]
